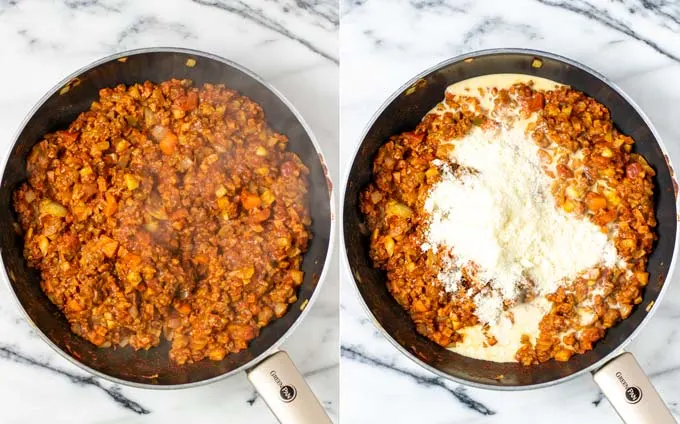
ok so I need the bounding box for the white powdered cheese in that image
[422,75,619,335]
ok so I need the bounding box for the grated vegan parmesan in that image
[420,75,622,361]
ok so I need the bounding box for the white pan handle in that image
[593,352,677,423]
[247,350,333,424]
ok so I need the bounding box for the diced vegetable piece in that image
[144,221,159,233]
[99,236,119,258]
[260,189,275,206]
[413,299,427,312]
[215,186,227,198]
[216,197,229,210]
[39,200,67,217]
[385,200,412,219]
[635,271,649,286]
[556,164,573,178]
[241,191,261,210]
[24,190,35,203]
[127,271,142,285]
[115,140,130,152]
[231,266,255,280]
[176,302,191,314]
[565,185,583,199]
[67,298,83,312]
[563,199,576,213]
[554,349,573,362]
[159,132,178,155]
[151,125,168,141]
[124,174,140,190]
[91,141,110,152]
[620,239,636,249]
[208,348,226,361]
[104,194,118,217]
[289,270,304,284]
[36,235,49,256]
[585,192,607,211]
[384,236,395,256]
[603,190,619,208]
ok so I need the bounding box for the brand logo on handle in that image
[270,370,298,403]
[616,371,642,404]
[625,386,642,404]
[280,385,297,402]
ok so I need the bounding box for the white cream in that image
[450,298,552,362]
[443,73,562,99]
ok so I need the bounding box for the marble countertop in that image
[0,1,338,423]
[340,0,680,423]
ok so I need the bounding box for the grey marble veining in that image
[186,0,338,62]
[340,1,680,423]
[0,0,338,423]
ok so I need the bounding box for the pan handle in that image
[247,350,333,424]
[592,351,677,423]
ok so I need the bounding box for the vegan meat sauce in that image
[14,80,311,364]
[360,74,655,364]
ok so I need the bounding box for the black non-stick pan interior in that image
[343,51,677,387]
[0,50,331,386]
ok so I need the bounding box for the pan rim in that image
[0,46,336,390]
[340,47,679,391]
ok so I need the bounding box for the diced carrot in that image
[67,298,83,312]
[104,193,118,217]
[160,132,178,155]
[413,299,427,312]
[175,302,191,315]
[241,191,261,210]
[585,192,607,211]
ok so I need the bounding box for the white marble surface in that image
[0,0,338,423]
[340,0,680,423]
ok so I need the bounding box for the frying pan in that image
[342,48,679,423]
[0,47,334,424]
